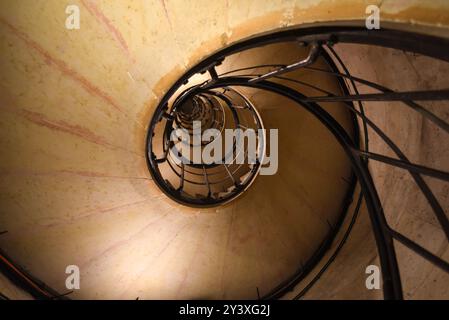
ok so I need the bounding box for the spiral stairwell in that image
[0,0,449,300]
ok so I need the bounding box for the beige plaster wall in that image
[0,0,448,299]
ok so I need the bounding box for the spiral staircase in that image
[0,0,448,300]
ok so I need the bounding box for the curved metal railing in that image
[147,83,265,206]
[1,25,448,300]
[145,26,449,300]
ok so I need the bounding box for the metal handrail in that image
[146,26,449,300]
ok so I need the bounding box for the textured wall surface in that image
[284,43,449,300]
[0,0,448,299]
